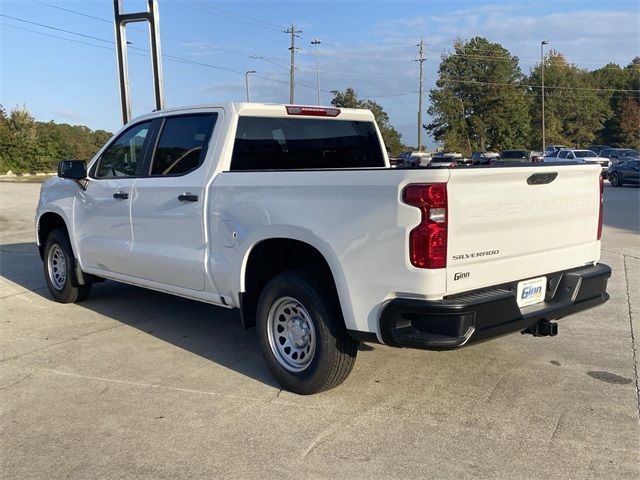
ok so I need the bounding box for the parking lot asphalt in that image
[1,181,639,479]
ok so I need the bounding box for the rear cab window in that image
[149,114,217,176]
[230,116,385,170]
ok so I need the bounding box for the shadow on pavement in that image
[0,241,278,388]
[602,184,640,234]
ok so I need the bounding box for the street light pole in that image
[245,70,256,102]
[416,38,425,152]
[311,38,322,105]
[541,40,548,153]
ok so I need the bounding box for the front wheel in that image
[256,269,358,394]
[609,172,622,187]
[43,228,91,303]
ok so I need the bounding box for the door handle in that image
[178,193,199,202]
[113,192,129,200]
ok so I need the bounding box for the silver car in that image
[544,149,610,176]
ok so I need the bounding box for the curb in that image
[1,172,56,177]
[0,172,57,183]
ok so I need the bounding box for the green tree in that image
[528,50,610,148]
[0,105,113,173]
[426,37,530,155]
[330,87,404,155]
[590,58,640,147]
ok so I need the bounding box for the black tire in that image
[43,228,92,303]
[609,172,622,187]
[256,269,358,395]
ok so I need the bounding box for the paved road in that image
[1,181,639,479]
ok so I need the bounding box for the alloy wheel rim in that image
[267,296,316,372]
[47,244,67,290]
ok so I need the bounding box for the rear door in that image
[444,165,601,295]
[129,112,220,291]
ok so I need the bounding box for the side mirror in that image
[58,160,87,180]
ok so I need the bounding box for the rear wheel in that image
[43,228,91,303]
[256,269,358,394]
[609,172,622,187]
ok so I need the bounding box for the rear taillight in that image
[597,174,603,240]
[285,106,340,117]
[403,183,448,269]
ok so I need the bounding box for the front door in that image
[129,112,219,291]
[75,120,153,275]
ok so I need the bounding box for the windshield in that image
[574,150,596,157]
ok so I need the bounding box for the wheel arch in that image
[36,211,72,260]
[239,236,352,331]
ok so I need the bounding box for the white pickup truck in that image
[36,103,611,394]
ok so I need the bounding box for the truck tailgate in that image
[445,165,601,295]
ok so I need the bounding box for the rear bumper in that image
[379,263,611,349]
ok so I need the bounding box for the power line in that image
[441,51,640,70]
[437,76,639,93]
[34,1,111,24]
[34,1,271,60]
[0,22,116,52]
[198,1,286,30]
[1,16,333,97]
[165,0,284,32]
[0,13,113,43]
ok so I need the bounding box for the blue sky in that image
[1,0,639,148]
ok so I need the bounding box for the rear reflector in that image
[403,184,448,269]
[597,174,603,240]
[286,106,341,117]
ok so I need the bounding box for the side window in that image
[95,121,152,178]
[558,151,568,159]
[149,114,217,176]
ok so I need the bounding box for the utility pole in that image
[245,70,256,102]
[541,40,549,153]
[415,38,425,152]
[311,38,322,105]
[285,24,302,104]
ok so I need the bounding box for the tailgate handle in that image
[527,172,558,185]
[178,193,199,202]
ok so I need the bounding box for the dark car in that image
[600,148,640,165]
[608,159,640,187]
[498,150,533,163]
[588,145,610,156]
[471,151,499,165]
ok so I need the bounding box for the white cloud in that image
[293,5,639,148]
[50,109,81,120]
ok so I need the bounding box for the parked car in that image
[608,159,640,187]
[471,151,499,165]
[398,151,413,164]
[588,145,610,156]
[544,145,569,155]
[428,152,463,167]
[531,151,544,162]
[499,150,533,163]
[36,103,611,394]
[543,149,563,161]
[544,149,611,177]
[600,148,640,165]
[408,151,432,167]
